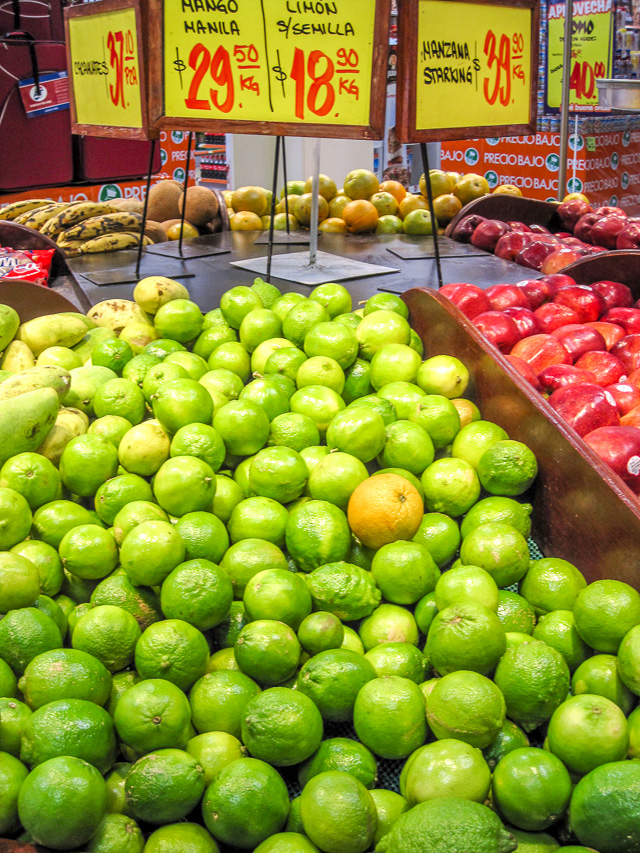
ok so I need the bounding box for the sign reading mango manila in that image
[67,3,144,131]
[414,0,534,134]
[545,0,613,113]
[163,0,379,132]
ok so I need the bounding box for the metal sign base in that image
[145,242,231,259]
[387,241,486,260]
[254,232,311,245]
[75,251,196,286]
[231,250,399,286]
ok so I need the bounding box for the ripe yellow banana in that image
[22,203,70,232]
[62,212,143,242]
[79,232,153,254]
[0,199,53,221]
[41,202,118,237]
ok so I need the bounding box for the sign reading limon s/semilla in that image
[397,0,540,142]
[64,0,152,140]
[146,0,390,139]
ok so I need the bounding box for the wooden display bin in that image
[404,286,640,586]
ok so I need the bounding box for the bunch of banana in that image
[41,202,118,238]
[0,199,53,221]
[76,232,153,255]
[21,203,70,231]
[60,212,143,242]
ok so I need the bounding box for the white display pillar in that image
[227,134,376,192]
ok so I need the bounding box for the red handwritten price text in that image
[570,59,606,100]
[107,28,138,108]
[483,30,526,107]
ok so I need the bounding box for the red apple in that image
[574,350,628,386]
[450,214,486,243]
[610,334,640,374]
[472,311,522,352]
[583,425,640,493]
[574,212,600,243]
[604,382,640,415]
[503,306,541,338]
[510,333,571,373]
[439,283,492,320]
[551,324,607,361]
[516,240,559,271]
[590,215,627,250]
[553,285,605,323]
[626,368,640,391]
[621,404,640,427]
[594,206,627,218]
[557,198,592,230]
[540,248,586,275]
[560,236,588,247]
[616,220,640,250]
[585,321,627,350]
[548,382,620,436]
[601,308,640,335]
[504,355,542,390]
[485,284,530,311]
[494,232,533,261]
[540,273,577,292]
[517,279,553,310]
[529,223,554,235]
[471,219,511,252]
[590,280,633,311]
[538,364,599,393]
[534,302,581,333]
[507,221,531,232]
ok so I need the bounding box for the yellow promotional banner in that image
[163,0,375,126]
[414,0,533,131]
[546,0,613,113]
[68,6,143,129]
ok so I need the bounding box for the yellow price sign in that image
[397,0,539,142]
[65,0,149,139]
[149,0,390,138]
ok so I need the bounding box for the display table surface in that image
[55,231,538,311]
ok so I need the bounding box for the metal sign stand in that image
[419,142,443,289]
[557,0,574,200]
[255,136,310,247]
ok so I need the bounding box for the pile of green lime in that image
[0,276,638,853]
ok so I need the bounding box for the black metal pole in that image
[178,131,193,258]
[266,136,281,283]
[135,138,157,279]
[419,142,443,289]
[282,136,290,235]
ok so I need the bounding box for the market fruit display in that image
[0,278,639,852]
[442,275,640,496]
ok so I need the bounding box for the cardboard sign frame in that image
[64,0,155,140]
[396,0,540,142]
[146,0,391,139]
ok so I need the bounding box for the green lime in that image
[59,524,118,580]
[252,279,282,309]
[451,420,508,468]
[426,602,506,676]
[427,670,506,748]
[290,385,345,434]
[477,439,538,496]
[161,559,233,632]
[37,345,83,370]
[239,308,283,352]
[369,789,408,847]
[142,362,190,403]
[239,377,289,421]
[241,686,323,766]
[300,770,377,853]
[86,813,144,853]
[297,612,344,656]
[112,500,168,547]
[187,731,244,786]
[169,424,225,473]
[235,619,301,686]
[363,292,409,318]
[401,739,491,805]
[0,452,60,510]
[106,673,140,717]
[20,697,116,773]
[307,562,381,621]
[492,746,571,831]
[629,705,640,758]
[307,451,368,511]
[0,658,17,699]
[120,520,185,587]
[435,565,499,612]
[208,342,251,383]
[88,415,133,448]
[296,649,376,723]
[154,299,204,343]
[211,475,244,525]
[421,457,481,517]
[220,539,288,598]
[135,619,209,692]
[193,322,238,361]
[377,381,425,420]
[243,569,312,630]
[153,456,216,516]
[409,395,461,449]
[460,522,531,587]
[165,350,208,380]
[285,500,351,572]
[113,678,191,753]
[17,755,107,850]
[72,604,141,672]
[326,407,386,463]
[519,557,587,615]
[11,540,62,598]
[268,412,320,452]
[94,474,153,526]
[572,653,636,714]
[354,677,427,759]
[202,757,289,849]
[220,286,263,329]
[0,488,30,551]
[125,748,204,824]
[414,592,438,634]
[370,344,422,391]
[35,593,66,637]
[356,309,411,359]
[0,607,62,675]
[482,719,530,770]
[496,590,537,634]
[0,751,28,835]
[310,283,352,318]
[18,647,111,710]
[0,698,31,755]
[573,579,640,654]
[0,551,40,613]
[299,737,377,789]
[547,693,629,776]
[493,639,570,731]
[31,499,94,549]
[60,434,119,497]
[265,346,308,382]
[249,446,308,503]
[213,399,270,457]
[303,321,358,370]
[412,512,461,568]
[364,642,425,682]
[342,358,373,405]
[532,609,590,672]
[569,760,640,853]
[152,378,213,434]
[417,355,470,398]
[283,300,330,348]
[378,420,434,476]
[190,670,260,739]
[118,421,171,477]
[461,496,533,539]
[144,823,220,853]
[296,355,345,395]
[93,378,146,425]
[121,352,162,386]
[174,511,229,564]
[144,338,186,359]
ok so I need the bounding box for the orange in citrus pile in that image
[347,472,424,549]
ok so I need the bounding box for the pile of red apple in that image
[441,276,640,495]
[451,198,640,273]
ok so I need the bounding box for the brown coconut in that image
[178,186,219,225]
[147,180,183,222]
[144,221,167,243]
